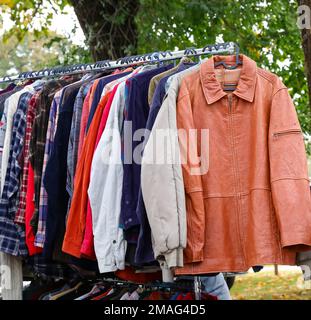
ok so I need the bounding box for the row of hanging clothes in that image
[22,277,216,301]
[0,43,236,300]
[0,41,310,300]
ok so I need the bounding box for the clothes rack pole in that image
[0,42,237,84]
[0,41,238,300]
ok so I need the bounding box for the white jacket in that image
[88,81,128,273]
[141,65,199,268]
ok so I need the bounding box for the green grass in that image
[230,270,311,300]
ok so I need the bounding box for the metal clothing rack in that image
[90,277,199,292]
[0,42,238,84]
[0,41,238,300]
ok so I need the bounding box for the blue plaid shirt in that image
[0,90,35,256]
[66,81,93,201]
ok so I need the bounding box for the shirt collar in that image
[200,54,257,104]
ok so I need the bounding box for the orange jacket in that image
[175,54,311,274]
[62,92,111,258]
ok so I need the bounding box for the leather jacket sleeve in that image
[269,86,311,250]
[177,79,206,263]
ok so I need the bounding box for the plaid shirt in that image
[35,74,90,247]
[34,89,63,247]
[0,91,34,256]
[15,92,40,224]
[66,81,93,203]
[29,80,70,230]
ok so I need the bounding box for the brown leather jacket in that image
[175,54,311,275]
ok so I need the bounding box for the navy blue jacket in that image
[43,84,82,260]
[120,65,173,236]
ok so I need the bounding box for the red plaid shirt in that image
[15,93,39,224]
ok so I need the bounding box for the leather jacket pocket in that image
[273,129,302,139]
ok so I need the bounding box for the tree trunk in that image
[69,0,139,61]
[298,0,311,113]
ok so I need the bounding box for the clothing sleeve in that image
[269,86,311,250]
[141,80,187,268]
[176,80,206,263]
[88,94,126,273]
[1,94,19,194]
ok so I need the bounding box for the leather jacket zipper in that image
[228,94,233,113]
[273,129,301,139]
[227,94,247,266]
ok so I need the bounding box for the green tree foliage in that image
[0,0,310,134]
[0,0,69,41]
[0,31,90,86]
[136,0,310,134]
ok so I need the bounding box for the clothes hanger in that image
[214,43,242,70]
[212,43,242,91]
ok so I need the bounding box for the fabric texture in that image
[25,163,42,255]
[66,81,93,206]
[85,72,131,132]
[120,65,173,234]
[43,80,84,259]
[35,89,63,248]
[175,54,311,274]
[0,85,22,120]
[29,79,70,231]
[77,86,92,160]
[0,85,36,194]
[0,90,35,256]
[88,83,127,273]
[80,86,119,260]
[201,274,231,300]
[147,63,177,105]
[15,92,40,224]
[141,65,199,268]
[62,92,111,258]
[135,62,196,265]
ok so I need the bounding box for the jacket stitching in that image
[203,187,273,198]
[177,92,191,102]
[168,89,182,258]
[271,177,310,183]
[230,97,247,268]
[272,87,288,99]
